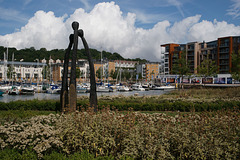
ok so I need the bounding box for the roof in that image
[0,61,47,66]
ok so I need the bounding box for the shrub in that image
[0,98,240,112]
[0,109,239,159]
[0,148,37,160]
[0,114,63,157]
[0,100,58,111]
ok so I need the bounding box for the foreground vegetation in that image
[0,88,240,114]
[1,108,239,159]
[0,88,239,159]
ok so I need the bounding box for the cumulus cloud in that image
[0,2,240,61]
[0,11,68,50]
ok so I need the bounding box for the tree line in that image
[0,46,148,63]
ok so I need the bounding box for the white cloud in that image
[79,0,91,11]
[0,2,240,61]
[0,7,28,22]
[0,11,67,49]
[167,0,184,17]
[169,15,201,43]
[24,0,32,6]
[227,0,240,19]
[188,19,240,42]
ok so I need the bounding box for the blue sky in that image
[0,0,239,35]
[0,0,240,61]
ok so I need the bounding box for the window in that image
[34,74,38,79]
[25,73,30,79]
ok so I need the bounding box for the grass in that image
[163,87,240,101]
[0,110,58,124]
[1,87,240,121]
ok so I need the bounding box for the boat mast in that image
[6,46,8,82]
[11,53,14,86]
[3,46,9,82]
[101,51,103,84]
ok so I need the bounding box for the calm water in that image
[0,90,171,103]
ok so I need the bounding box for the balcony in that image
[187,57,194,61]
[219,49,229,54]
[187,46,194,51]
[187,53,194,57]
[172,55,179,58]
[219,55,229,59]
[219,43,229,48]
[219,61,229,66]
[219,67,229,72]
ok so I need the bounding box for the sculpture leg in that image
[60,34,74,113]
[78,29,98,112]
[69,22,79,112]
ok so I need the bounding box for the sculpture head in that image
[78,29,84,38]
[72,21,79,30]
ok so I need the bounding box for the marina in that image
[0,89,170,103]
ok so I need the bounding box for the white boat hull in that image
[154,86,175,90]
[97,86,112,92]
[118,86,130,92]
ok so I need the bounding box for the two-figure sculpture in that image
[60,21,97,113]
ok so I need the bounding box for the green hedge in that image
[0,100,60,111]
[95,100,240,112]
[0,99,239,112]
[0,149,118,160]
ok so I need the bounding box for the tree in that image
[197,58,218,78]
[7,65,15,79]
[122,69,131,81]
[42,65,50,80]
[96,67,103,80]
[76,68,81,79]
[138,73,142,80]
[231,51,240,82]
[110,69,117,79]
[172,51,190,85]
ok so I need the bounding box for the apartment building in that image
[0,61,46,82]
[186,42,200,74]
[218,36,240,73]
[161,43,179,75]
[51,59,90,83]
[93,61,115,81]
[145,63,159,81]
[136,63,160,81]
[45,59,136,83]
[199,40,218,63]
[161,36,240,75]
[114,60,138,69]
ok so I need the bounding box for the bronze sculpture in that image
[78,29,98,112]
[61,21,97,113]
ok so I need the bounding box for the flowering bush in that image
[0,114,63,157]
[0,108,239,159]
